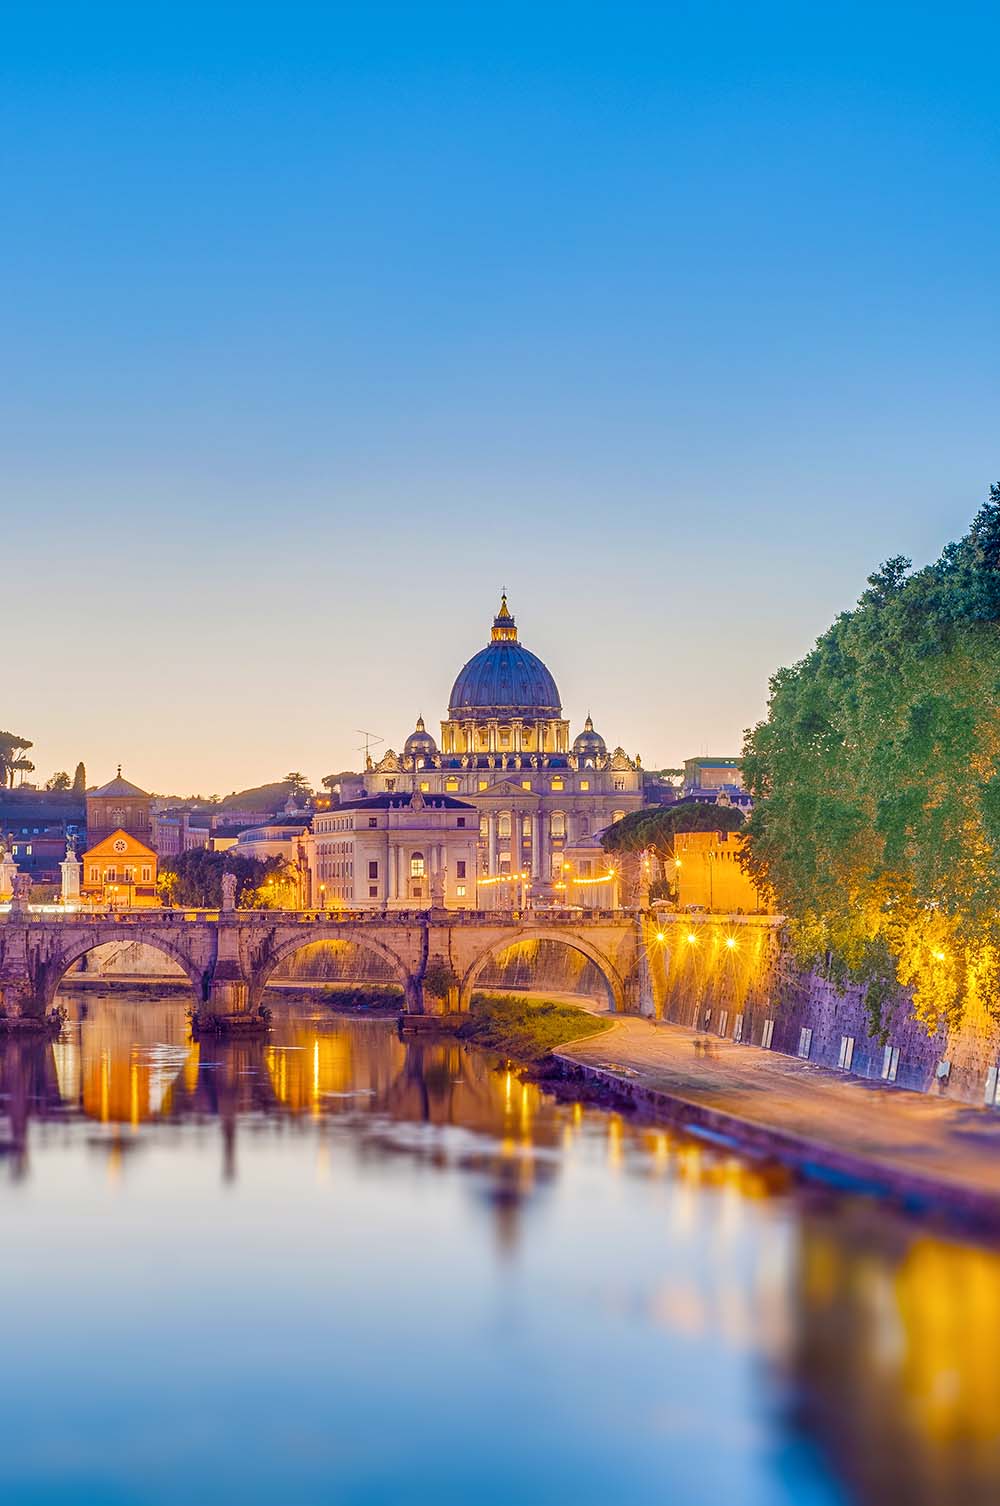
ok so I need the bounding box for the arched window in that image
[612,809,626,825]
[550,811,566,837]
[579,816,590,835]
[410,852,425,878]
[498,813,511,838]
[522,814,532,837]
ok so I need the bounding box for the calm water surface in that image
[1,988,999,1506]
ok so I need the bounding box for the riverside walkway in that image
[556,1016,1000,1224]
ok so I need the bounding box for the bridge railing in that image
[3,904,634,927]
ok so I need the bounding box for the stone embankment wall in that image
[641,914,1000,1107]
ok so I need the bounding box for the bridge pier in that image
[195,916,267,1036]
[0,922,53,1029]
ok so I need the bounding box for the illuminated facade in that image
[674,830,770,913]
[86,769,153,850]
[81,828,159,908]
[358,596,644,900]
[306,790,479,910]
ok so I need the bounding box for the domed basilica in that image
[363,596,644,887]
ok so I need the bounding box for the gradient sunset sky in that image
[3,2,997,795]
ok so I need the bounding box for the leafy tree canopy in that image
[158,849,291,908]
[742,484,1000,1033]
[0,731,34,789]
[321,771,359,795]
[72,762,86,793]
[601,800,744,858]
[46,771,71,791]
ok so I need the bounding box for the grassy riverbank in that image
[457,993,612,1061]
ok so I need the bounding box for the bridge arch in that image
[41,929,206,1012]
[248,927,412,1010]
[459,928,626,1013]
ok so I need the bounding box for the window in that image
[579,860,592,877]
[385,779,395,792]
[498,813,511,838]
[550,811,566,837]
[838,1035,855,1070]
[551,777,564,791]
[456,885,466,897]
[579,816,590,835]
[446,777,459,792]
[89,865,99,882]
[612,810,626,825]
[368,861,378,880]
[420,781,430,792]
[882,1044,900,1082]
[522,814,531,837]
[368,817,378,828]
[478,780,488,792]
[369,885,378,898]
[410,852,425,878]
[499,732,510,748]
[761,1018,775,1049]
[457,817,466,828]
[797,1027,813,1059]
[613,778,626,791]
[522,780,531,790]
[733,1013,744,1042]
[124,866,135,882]
[105,866,117,882]
[580,780,590,791]
[456,861,466,879]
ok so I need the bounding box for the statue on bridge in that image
[221,870,238,912]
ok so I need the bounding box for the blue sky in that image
[2,2,997,794]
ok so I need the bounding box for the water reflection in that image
[0,990,999,1506]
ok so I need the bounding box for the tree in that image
[72,762,87,793]
[45,772,71,791]
[741,483,1000,1034]
[284,772,310,793]
[321,771,358,796]
[158,849,292,909]
[601,801,744,861]
[0,731,33,788]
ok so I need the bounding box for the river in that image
[1,986,998,1506]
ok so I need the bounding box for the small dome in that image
[404,715,438,758]
[448,596,561,718]
[573,715,606,757]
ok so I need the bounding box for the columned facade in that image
[358,598,645,906]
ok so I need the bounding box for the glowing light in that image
[686,932,698,945]
[656,931,666,942]
[725,936,737,949]
[933,950,946,962]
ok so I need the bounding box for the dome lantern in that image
[448,596,562,719]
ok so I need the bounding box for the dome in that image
[573,715,606,758]
[448,596,561,718]
[404,715,438,758]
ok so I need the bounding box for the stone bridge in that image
[0,907,646,1023]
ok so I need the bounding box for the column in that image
[488,813,497,875]
[530,813,540,878]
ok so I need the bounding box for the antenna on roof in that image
[355,730,384,767]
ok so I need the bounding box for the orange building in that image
[81,829,159,908]
[86,768,153,850]
[674,830,770,913]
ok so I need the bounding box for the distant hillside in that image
[218,780,302,813]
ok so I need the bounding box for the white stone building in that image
[305,790,479,910]
[356,596,644,901]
